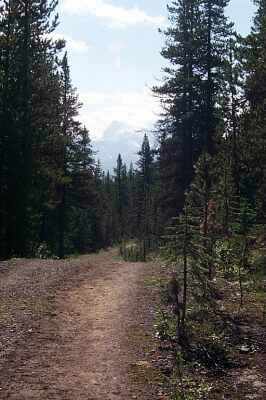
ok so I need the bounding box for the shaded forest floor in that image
[158,264,266,400]
[0,249,166,399]
[205,284,266,400]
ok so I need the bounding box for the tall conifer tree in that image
[154,0,233,226]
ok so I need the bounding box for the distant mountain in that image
[93,121,151,173]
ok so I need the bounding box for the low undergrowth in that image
[154,246,266,400]
[119,238,159,262]
[120,240,147,262]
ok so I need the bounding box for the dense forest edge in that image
[0,0,266,399]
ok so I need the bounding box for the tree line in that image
[0,0,110,259]
[0,0,161,260]
[111,0,266,262]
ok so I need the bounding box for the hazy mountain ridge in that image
[93,121,151,172]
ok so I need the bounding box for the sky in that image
[56,0,257,148]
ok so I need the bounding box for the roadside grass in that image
[143,276,168,288]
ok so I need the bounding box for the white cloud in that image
[50,32,90,53]
[61,0,165,28]
[79,88,160,140]
[108,41,125,69]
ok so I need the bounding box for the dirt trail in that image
[0,250,162,400]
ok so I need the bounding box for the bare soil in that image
[0,249,164,399]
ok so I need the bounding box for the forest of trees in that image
[0,0,265,277]
[0,0,158,260]
[1,3,265,398]
[0,0,112,259]
[153,0,266,345]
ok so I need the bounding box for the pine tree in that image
[157,133,183,227]
[127,162,137,238]
[187,152,218,280]
[198,0,233,153]
[225,39,242,196]
[163,201,200,340]
[0,0,61,257]
[154,0,233,228]
[240,0,266,223]
[154,0,203,219]
[136,134,155,254]
[102,170,115,246]
[57,52,80,258]
[68,127,96,253]
[113,154,129,241]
